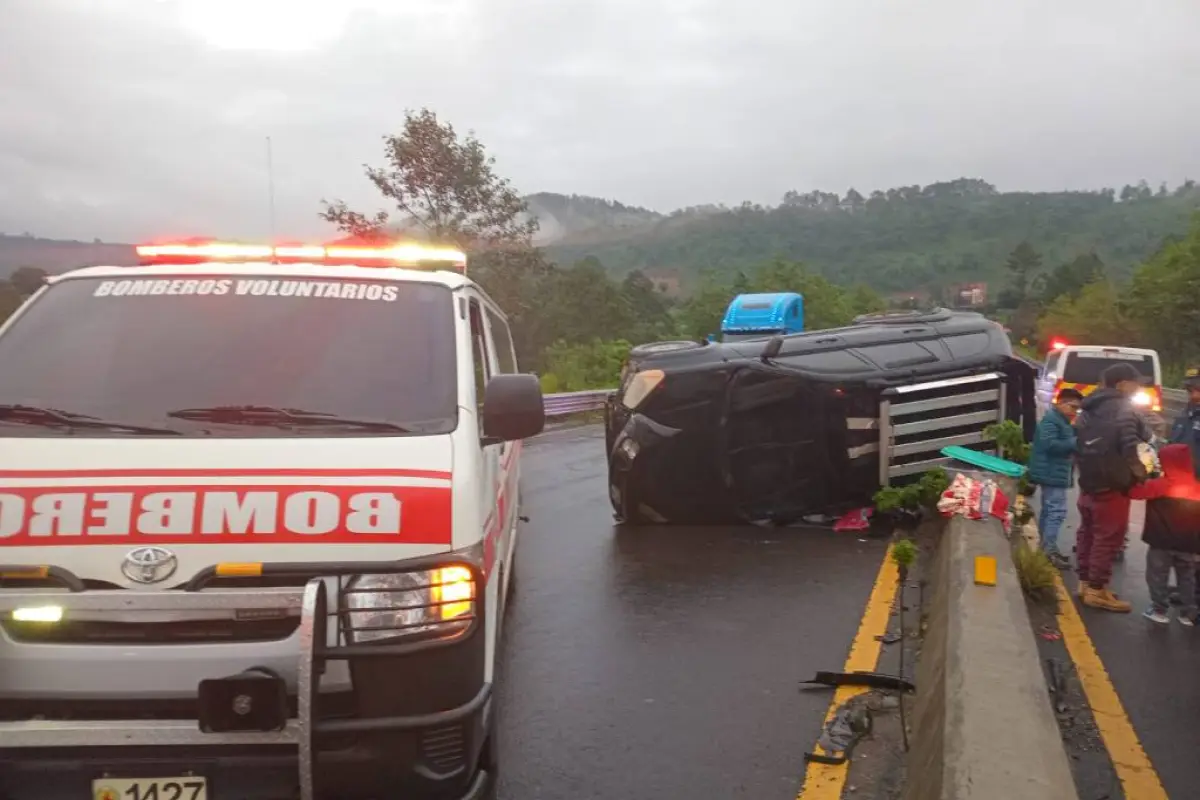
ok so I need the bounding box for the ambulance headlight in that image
[342,565,476,644]
[1132,390,1152,407]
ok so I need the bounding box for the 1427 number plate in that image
[92,777,207,800]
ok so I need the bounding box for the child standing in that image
[1128,443,1200,625]
[1028,388,1083,569]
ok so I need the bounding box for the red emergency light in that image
[1050,339,1068,350]
[134,240,468,272]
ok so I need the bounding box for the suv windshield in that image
[0,275,458,437]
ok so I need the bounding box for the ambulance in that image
[0,240,545,800]
[1036,341,1163,414]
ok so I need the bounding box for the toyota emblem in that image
[121,546,179,585]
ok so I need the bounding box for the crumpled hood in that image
[0,435,455,589]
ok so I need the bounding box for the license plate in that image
[92,777,207,800]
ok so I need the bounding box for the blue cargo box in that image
[720,292,804,340]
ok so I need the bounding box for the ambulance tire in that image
[480,716,499,784]
[476,668,501,797]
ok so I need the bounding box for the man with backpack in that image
[1073,362,1154,612]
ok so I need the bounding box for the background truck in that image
[719,292,804,341]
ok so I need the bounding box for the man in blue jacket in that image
[1029,387,1083,568]
[1169,367,1200,475]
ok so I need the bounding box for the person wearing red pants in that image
[1073,363,1153,612]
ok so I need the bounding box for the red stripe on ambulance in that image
[0,484,451,546]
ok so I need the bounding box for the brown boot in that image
[1082,586,1132,613]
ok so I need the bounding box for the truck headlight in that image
[342,565,476,644]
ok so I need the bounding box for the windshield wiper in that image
[166,405,413,433]
[0,404,182,435]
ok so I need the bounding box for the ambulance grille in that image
[1,616,300,645]
[419,724,467,774]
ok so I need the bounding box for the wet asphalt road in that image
[493,425,889,800]
[1057,489,1200,800]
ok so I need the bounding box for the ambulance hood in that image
[0,435,456,589]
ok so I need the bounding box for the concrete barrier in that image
[904,474,1078,800]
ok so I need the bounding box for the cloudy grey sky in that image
[2,0,1198,243]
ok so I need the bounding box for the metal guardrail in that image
[1164,387,1188,417]
[543,389,612,417]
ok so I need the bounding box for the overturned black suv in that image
[604,309,1037,525]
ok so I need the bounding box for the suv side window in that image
[468,299,492,419]
[485,307,518,374]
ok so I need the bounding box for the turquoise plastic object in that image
[940,445,1027,478]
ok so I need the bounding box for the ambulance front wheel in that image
[478,722,499,797]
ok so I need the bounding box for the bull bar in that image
[0,556,491,800]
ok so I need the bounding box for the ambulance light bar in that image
[135,241,468,271]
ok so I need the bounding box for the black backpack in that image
[1074,402,1132,494]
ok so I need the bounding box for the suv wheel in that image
[628,340,704,358]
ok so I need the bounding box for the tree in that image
[1127,214,1200,367]
[320,108,537,249]
[8,267,47,297]
[469,247,558,366]
[536,258,633,346]
[1040,252,1105,304]
[619,270,674,344]
[676,274,737,340]
[1037,279,1135,346]
[1003,242,1043,306]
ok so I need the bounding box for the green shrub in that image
[540,339,631,392]
[1014,541,1059,606]
[892,537,918,573]
[872,468,950,513]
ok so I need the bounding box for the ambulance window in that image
[469,299,492,412]
[0,277,459,438]
[486,307,517,374]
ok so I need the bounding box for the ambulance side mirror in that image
[482,373,545,446]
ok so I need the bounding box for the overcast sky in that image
[2,0,1198,243]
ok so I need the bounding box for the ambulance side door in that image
[483,303,521,581]
[466,296,502,575]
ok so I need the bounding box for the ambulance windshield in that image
[0,275,459,437]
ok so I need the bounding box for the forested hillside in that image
[544,179,1200,292]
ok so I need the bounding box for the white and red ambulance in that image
[0,240,544,800]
